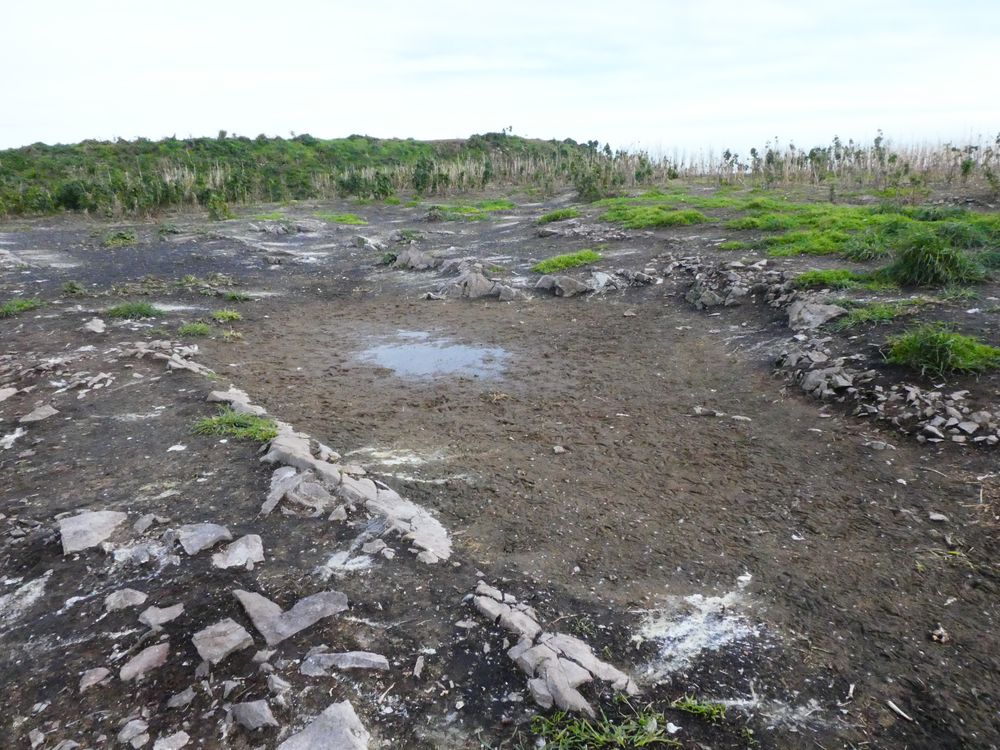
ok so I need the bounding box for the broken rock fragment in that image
[231,700,279,730]
[212,534,265,570]
[192,618,254,664]
[166,686,196,709]
[300,651,390,676]
[233,589,348,647]
[59,510,128,554]
[277,700,370,750]
[176,523,232,555]
[120,642,169,681]
[79,667,111,693]
[105,588,148,612]
[118,719,149,748]
[138,603,185,629]
[152,732,190,750]
[19,404,59,424]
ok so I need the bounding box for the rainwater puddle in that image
[358,330,507,379]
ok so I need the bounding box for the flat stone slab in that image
[300,651,389,676]
[231,700,279,730]
[79,667,111,693]
[105,588,148,612]
[120,642,169,681]
[277,701,369,750]
[233,589,348,647]
[192,618,254,664]
[211,534,265,570]
[176,523,232,555]
[59,510,127,554]
[139,603,184,629]
[152,731,190,750]
[19,404,59,424]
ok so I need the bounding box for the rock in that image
[83,318,106,333]
[133,514,167,534]
[176,523,232,555]
[152,731,190,750]
[300,651,390,676]
[118,719,149,747]
[277,700,370,750]
[268,674,292,694]
[207,387,268,416]
[212,535,265,570]
[535,275,591,298]
[233,589,348,647]
[78,667,110,692]
[787,300,848,330]
[231,700,279,730]
[928,512,949,523]
[192,618,254,664]
[105,588,148,611]
[0,387,17,403]
[413,655,425,679]
[438,270,498,299]
[167,686,196,709]
[139,603,185,629]
[392,248,440,271]
[29,730,44,749]
[59,510,128,553]
[19,404,59,424]
[120,642,169,681]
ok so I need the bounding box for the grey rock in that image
[300,651,390,676]
[233,589,348,647]
[60,510,128,554]
[83,318,106,334]
[139,603,184,629]
[207,387,268,416]
[0,386,17,403]
[268,674,292,694]
[928,511,949,522]
[392,248,440,271]
[105,588,148,611]
[535,275,591,298]
[118,719,149,746]
[78,667,110,692]
[192,618,254,664]
[787,300,848,330]
[152,731,190,750]
[212,534,265,570]
[166,686,196,709]
[176,523,232,555]
[19,404,59,423]
[232,700,279,730]
[120,642,169,681]
[439,270,498,299]
[277,700,370,750]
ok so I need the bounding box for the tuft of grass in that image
[315,212,368,225]
[253,211,284,220]
[794,269,866,289]
[887,325,1000,379]
[727,213,799,231]
[103,229,137,248]
[61,280,87,296]
[829,300,922,331]
[192,407,278,442]
[533,249,602,274]
[672,695,727,723]
[211,309,242,323]
[978,249,1000,270]
[538,208,582,224]
[0,298,44,318]
[224,291,252,302]
[602,205,709,229]
[884,231,985,287]
[106,301,162,319]
[530,701,680,749]
[178,321,211,337]
[718,240,750,251]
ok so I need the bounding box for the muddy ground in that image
[1,192,998,749]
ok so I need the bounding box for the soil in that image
[1,192,998,749]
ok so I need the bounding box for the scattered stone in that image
[552,445,566,454]
[176,523,232,555]
[139,603,185,629]
[82,318,106,334]
[393,247,441,271]
[233,589,348,647]
[152,731,190,750]
[268,674,292,694]
[413,655,425,679]
[931,624,951,644]
[211,535,265,570]
[787,300,848,330]
[118,719,149,748]
[535,275,591,298]
[59,510,128,554]
[29,729,44,749]
[277,700,370,750]
[360,539,386,555]
[166,686,196,709]
[928,512,949,523]
[133,514,167,534]
[300,651,390,676]
[79,667,111,693]
[0,386,18,402]
[19,404,59,424]
[207,386,267,416]
[192,618,254,664]
[120,642,169,681]
[231,700,279,730]
[105,588,148,612]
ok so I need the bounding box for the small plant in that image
[603,206,709,229]
[538,208,581,224]
[211,309,242,323]
[178,321,211,337]
[103,229,137,248]
[718,240,750,251]
[533,249,602,274]
[672,695,727,723]
[221,329,244,342]
[530,700,680,749]
[886,325,1000,379]
[157,222,181,237]
[379,251,398,266]
[61,281,86,296]
[106,301,162,319]
[206,194,234,220]
[315,212,368,225]
[884,231,984,287]
[0,298,44,317]
[225,291,252,302]
[193,407,278,442]
[396,228,422,242]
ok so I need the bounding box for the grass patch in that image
[103,229,137,248]
[224,291,253,302]
[887,325,1000,379]
[192,407,278,442]
[211,309,242,323]
[718,240,750,251]
[106,301,162,319]
[538,208,582,224]
[253,211,284,220]
[178,321,211,337]
[530,702,680,749]
[602,205,709,229]
[671,695,727,723]
[61,281,86,296]
[883,231,985,287]
[829,300,922,331]
[765,230,850,256]
[532,249,602,274]
[427,199,515,222]
[794,269,868,289]
[315,212,368,225]
[0,298,44,317]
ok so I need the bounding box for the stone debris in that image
[118,719,150,748]
[120,642,169,681]
[152,731,190,750]
[138,603,185,629]
[211,534,265,570]
[176,523,232,555]
[192,618,254,664]
[535,221,631,242]
[78,667,111,693]
[0,386,17,402]
[207,386,267,416]
[19,403,59,423]
[277,700,370,750]
[535,274,591,298]
[166,686,196,709]
[1,426,27,450]
[787,300,848,330]
[128,340,214,377]
[234,589,348,647]
[59,510,128,553]
[105,588,148,611]
[231,700,279,730]
[473,582,638,717]
[300,651,390,675]
[82,318,106,333]
[393,247,441,271]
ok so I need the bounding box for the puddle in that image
[358,330,507,379]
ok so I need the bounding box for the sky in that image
[3,0,997,155]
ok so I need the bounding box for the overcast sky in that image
[3,1,997,155]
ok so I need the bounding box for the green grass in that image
[178,321,211,336]
[764,230,850,256]
[427,199,516,221]
[530,702,680,749]
[671,695,727,723]
[794,269,868,289]
[253,211,284,220]
[538,207,582,224]
[211,309,242,322]
[718,240,750,251]
[61,281,86,296]
[106,301,162,319]
[726,213,799,231]
[601,205,709,229]
[887,325,1000,379]
[829,300,923,331]
[533,249,602,274]
[884,231,985,287]
[224,291,253,302]
[0,298,44,317]
[192,407,278,442]
[103,229,137,248]
[315,212,368,225]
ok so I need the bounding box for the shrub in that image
[192,407,278,442]
[206,194,234,220]
[884,231,984,287]
[106,302,162,319]
[538,208,581,224]
[0,298,44,317]
[887,325,1000,378]
[532,249,602,274]
[61,281,86,296]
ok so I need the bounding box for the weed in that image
[602,205,709,229]
[156,222,181,237]
[427,199,515,221]
[211,309,243,323]
[178,321,211,337]
[0,298,44,317]
[884,231,984,287]
[61,281,86,296]
[192,407,278,442]
[224,291,253,302]
[671,695,727,723]
[718,240,750,251]
[315,212,368,225]
[979,249,1000,269]
[530,700,680,749]
[106,302,162,319]
[533,249,602,274]
[103,229,137,248]
[937,286,980,302]
[538,208,582,224]
[384,195,401,205]
[887,325,1000,378]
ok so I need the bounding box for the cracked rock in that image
[19,404,59,423]
[138,603,184,629]
[192,618,254,664]
[105,588,148,612]
[300,651,390,675]
[152,731,190,750]
[78,667,111,693]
